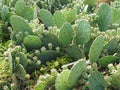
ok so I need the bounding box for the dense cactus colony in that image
[0,0,120,90]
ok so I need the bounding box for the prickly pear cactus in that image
[55,69,70,90]
[68,59,86,88]
[53,10,66,28]
[23,35,42,51]
[10,15,33,44]
[109,64,120,89]
[35,81,47,90]
[15,1,34,21]
[89,35,104,64]
[41,33,62,49]
[88,71,105,90]
[74,19,91,45]
[65,45,84,60]
[111,7,120,23]
[62,8,77,23]
[99,55,119,67]
[39,9,55,27]
[97,3,112,31]
[1,6,9,21]
[59,23,73,46]
[37,50,61,64]
[15,64,26,80]
[104,38,119,55]
[15,52,28,67]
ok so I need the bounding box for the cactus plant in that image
[68,59,86,88]
[1,6,9,21]
[41,33,62,49]
[10,15,33,44]
[88,71,105,90]
[15,1,34,21]
[53,10,66,28]
[59,23,73,46]
[39,9,55,27]
[97,3,112,31]
[55,69,70,90]
[74,19,91,45]
[65,45,84,60]
[99,55,119,67]
[62,8,77,23]
[89,35,104,64]
[23,35,42,51]
[15,64,26,80]
[37,50,62,64]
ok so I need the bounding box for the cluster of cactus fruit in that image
[0,0,120,90]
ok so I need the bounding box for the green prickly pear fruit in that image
[55,69,71,90]
[97,3,112,31]
[59,23,73,46]
[88,71,105,90]
[68,59,86,88]
[39,9,55,27]
[74,19,91,45]
[53,10,66,28]
[89,35,104,64]
[23,35,42,51]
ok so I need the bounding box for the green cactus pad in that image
[37,51,61,64]
[89,35,104,64]
[39,9,55,27]
[15,64,26,80]
[111,7,120,23]
[41,33,62,49]
[53,11,66,28]
[97,3,112,31]
[65,45,84,60]
[59,23,73,46]
[55,69,70,90]
[74,19,91,45]
[15,1,34,21]
[88,71,105,90]
[99,55,119,67]
[1,6,9,21]
[15,52,28,68]
[35,81,47,90]
[62,8,77,23]
[111,72,120,88]
[23,35,42,51]
[68,59,86,88]
[10,15,33,34]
